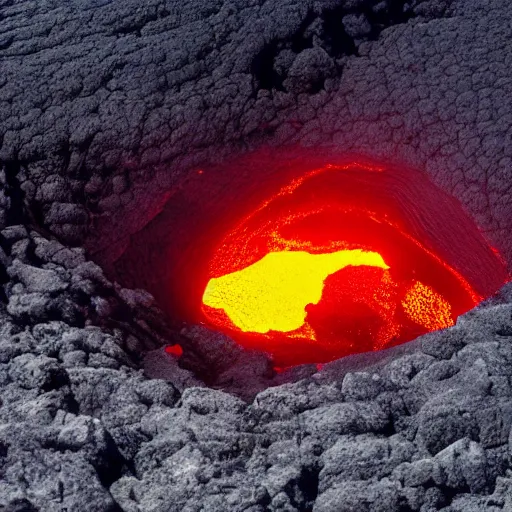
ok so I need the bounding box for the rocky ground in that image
[0,0,511,510]
[0,226,511,511]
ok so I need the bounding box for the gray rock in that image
[392,458,435,487]
[420,328,465,359]
[433,438,488,493]
[301,401,390,445]
[1,0,512,510]
[314,479,402,512]
[0,450,117,512]
[284,47,336,94]
[8,354,67,391]
[342,13,372,39]
[341,371,386,400]
[7,292,50,320]
[319,434,415,491]
[8,259,68,293]
[416,390,483,455]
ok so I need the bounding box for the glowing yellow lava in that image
[401,281,453,331]
[202,249,389,333]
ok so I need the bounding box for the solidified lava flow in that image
[197,158,508,367]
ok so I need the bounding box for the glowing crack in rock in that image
[202,249,389,333]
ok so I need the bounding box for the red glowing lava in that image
[203,249,389,333]
[164,344,183,357]
[197,158,507,367]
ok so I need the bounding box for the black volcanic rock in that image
[0,0,512,510]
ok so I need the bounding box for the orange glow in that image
[402,281,453,331]
[195,158,505,367]
[203,249,388,333]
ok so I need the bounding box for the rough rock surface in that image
[0,0,511,511]
[1,0,511,265]
[0,227,511,511]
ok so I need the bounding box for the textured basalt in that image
[0,0,512,511]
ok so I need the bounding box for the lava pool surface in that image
[195,156,508,367]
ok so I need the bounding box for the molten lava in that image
[192,158,507,367]
[164,344,184,357]
[401,281,453,331]
[203,249,388,333]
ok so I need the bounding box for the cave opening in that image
[106,148,508,374]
